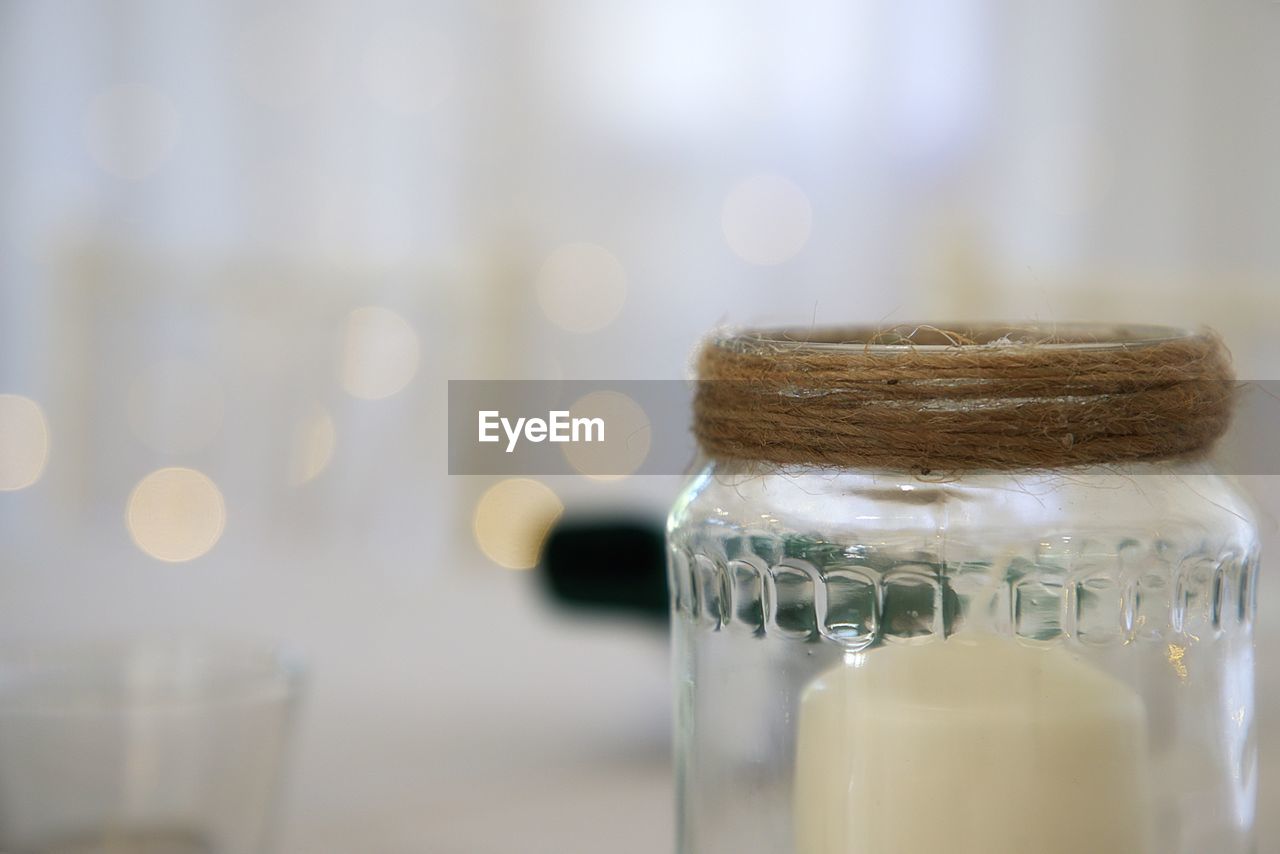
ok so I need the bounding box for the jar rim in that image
[726,323,1203,354]
[695,322,1232,472]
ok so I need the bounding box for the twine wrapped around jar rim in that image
[694,323,1235,473]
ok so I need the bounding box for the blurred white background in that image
[1,1,1277,851]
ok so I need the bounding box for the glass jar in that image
[668,327,1259,854]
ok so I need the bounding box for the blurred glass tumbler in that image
[669,325,1259,854]
[0,643,302,854]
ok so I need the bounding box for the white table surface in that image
[266,559,1280,853]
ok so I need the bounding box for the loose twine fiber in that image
[694,323,1235,474]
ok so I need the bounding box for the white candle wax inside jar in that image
[794,635,1152,854]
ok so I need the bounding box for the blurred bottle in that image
[539,517,667,622]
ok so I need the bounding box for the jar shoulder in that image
[669,463,1259,558]
[668,463,1259,647]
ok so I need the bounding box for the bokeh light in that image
[472,478,564,570]
[126,467,226,563]
[721,173,813,265]
[83,84,181,180]
[290,409,337,485]
[562,391,650,480]
[127,360,225,455]
[0,395,50,492]
[340,306,421,400]
[362,22,455,115]
[534,243,628,333]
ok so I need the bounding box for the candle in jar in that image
[794,634,1152,854]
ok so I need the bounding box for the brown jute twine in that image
[694,324,1235,473]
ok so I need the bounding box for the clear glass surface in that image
[668,462,1259,854]
[0,641,303,854]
